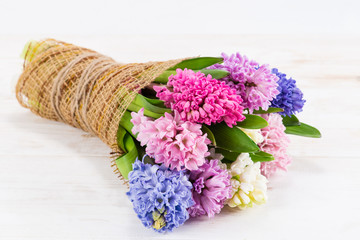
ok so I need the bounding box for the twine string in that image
[15,39,184,180]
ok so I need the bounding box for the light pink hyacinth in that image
[131,108,211,171]
[188,159,232,218]
[154,68,245,127]
[258,113,291,178]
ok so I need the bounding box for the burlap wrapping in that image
[15,39,183,179]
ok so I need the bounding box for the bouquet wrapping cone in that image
[15,39,182,176]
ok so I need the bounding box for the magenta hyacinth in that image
[209,53,279,112]
[258,113,291,178]
[187,159,232,218]
[131,108,211,171]
[154,68,245,127]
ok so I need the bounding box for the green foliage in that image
[249,151,274,162]
[237,114,268,129]
[198,69,229,79]
[115,133,138,179]
[154,69,229,83]
[168,57,223,70]
[201,125,216,145]
[208,123,259,153]
[282,114,300,126]
[154,57,227,83]
[285,122,321,138]
[133,94,170,114]
[127,101,165,119]
[116,125,127,151]
[142,96,165,107]
[216,148,274,163]
[118,111,136,137]
[215,148,240,162]
[252,107,284,114]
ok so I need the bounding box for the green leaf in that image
[237,114,268,129]
[134,141,146,161]
[215,147,239,162]
[282,114,300,126]
[142,96,165,107]
[201,125,216,145]
[216,148,274,163]
[119,111,136,137]
[208,123,259,153]
[285,122,321,138]
[115,133,138,179]
[168,57,223,70]
[153,71,173,83]
[132,94,170,115]
[154,69,229,83]
[253,107,284,114]
[249,151,275,162]
[199,69,229,79]
[116,125,127,151]
[127,102,164,119]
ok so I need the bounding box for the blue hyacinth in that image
[270,68,306,116]
[126,158,194,232]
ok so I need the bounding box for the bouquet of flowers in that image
[16,39,320,233]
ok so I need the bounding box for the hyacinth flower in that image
[187,159,232,218]
[226,153,268,209]
[127,158,194,232]
[154,68,245,127]
[258,113,291,178]
[130,108,211,171]
[270,68,306,117]
[208,53,279,113]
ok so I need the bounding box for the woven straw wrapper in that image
[16,39,183,179]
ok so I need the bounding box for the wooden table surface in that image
[0,35,359,239]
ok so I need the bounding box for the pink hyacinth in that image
[154,68,245,127]
[130,108,211,171]
[188,159,232,218]
[258,113,291,178]
[209,53,279,113]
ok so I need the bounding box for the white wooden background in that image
[0,35,359,239]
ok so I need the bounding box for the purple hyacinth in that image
[127,158,194,232]
[270,68,306,116]
[208,53,279,112]
[187,159,232,218]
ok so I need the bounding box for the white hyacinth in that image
[226,153,268,209]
